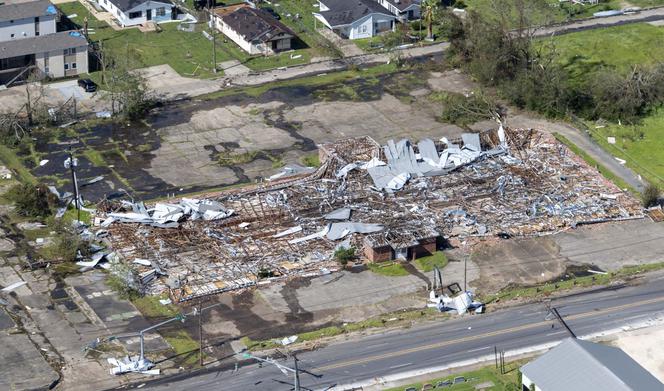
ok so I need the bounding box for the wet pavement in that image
[23,62,450,202]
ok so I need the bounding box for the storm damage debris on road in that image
[97,127,642,302]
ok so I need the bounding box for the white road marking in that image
[467,346,492,353]
[546,331,566,336]
[389,362,412,370]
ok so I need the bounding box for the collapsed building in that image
[98,127,642,302]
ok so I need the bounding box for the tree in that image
[422,0,439,40]
[98,49,153,120]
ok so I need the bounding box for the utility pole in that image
[207,2,217,73]
[462,240,468,291]
[64,150,80,221]
[198,300,204,366]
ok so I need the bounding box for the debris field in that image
[100,127,642,302]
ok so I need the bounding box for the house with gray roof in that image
[0,31,89,85]
[521,338,664,391]
[98,0,176,27]
[375,0,420,21]
[313,0,395,39]
[0,0,58,41]
[0,0,89,86]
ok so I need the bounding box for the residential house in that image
[0,0,57,41]
[98,0,176,27]
[375,0,420,21]
[313,0,396,39]
[212,4,296,55]
[520,338,664,391]
[0,0,88,85]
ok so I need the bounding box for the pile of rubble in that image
[97,127,642,302]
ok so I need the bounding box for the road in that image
[129,275,664,391]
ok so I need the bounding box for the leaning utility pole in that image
[198,300,204,366]
[64,150,80,221]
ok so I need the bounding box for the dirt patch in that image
[472,237,567,294]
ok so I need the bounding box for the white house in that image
[375,0,420,21]
[212,4,296,55]
[0,0,89,86]
[520,338,664,391]
[314,0,396,40]
[98,0,176,27]
[0,0,57,41]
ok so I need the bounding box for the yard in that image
[546,23,664,186]
[56,1,312,78]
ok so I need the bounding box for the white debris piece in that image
[281,335,298,345]
[107,198,234,227]
[273,225,302,238]
[607,137,616,144]
[1,280,27,292]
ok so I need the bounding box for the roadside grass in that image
[132,295,179,318]
[241,307,442,351]
[368,261,410,277]
[414,251,448,272]
[482,261,664,303]
[161,330,201,367]
[553,133,635,192]
[200,62,399,100]
[585,109,664,186]
[384,360,525,391]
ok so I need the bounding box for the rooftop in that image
[521,338,664,391]
[107,0,172,13]
[317,0,393,26]
[214,4,295,43]
[0,31,88,60]
[0,0,57,23]
[382,0,420,12]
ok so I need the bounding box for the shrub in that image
[642,183,661,208]
[7,182,56,218]
[334,247,356,266]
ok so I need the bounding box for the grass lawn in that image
[548,23,664,83]
[57,1,311,77]
[132,294,179,318]
[545,23,664,187]
[385,360,523,391]
[414,251,448,272]
[553,133,634,191]
[464,0,651,24]
[161,330,201,366]
[368,261,410,276]
[586,110,664,186]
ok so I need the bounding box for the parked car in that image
[437,379,452,387]
[404,387,417,391]
[453,376,466,384]
[78,78,97,92]
[421,383,435,390]
[262,7,280,19]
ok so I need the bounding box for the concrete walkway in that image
[317,27,365,57]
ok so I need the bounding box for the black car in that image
[78,78,97,92]
[262,7,280,19]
